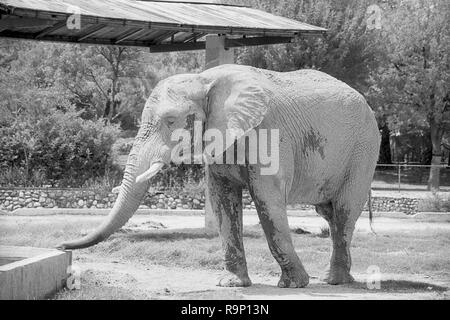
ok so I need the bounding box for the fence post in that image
[398,164,401,192]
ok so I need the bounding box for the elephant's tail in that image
[368,190,377,234]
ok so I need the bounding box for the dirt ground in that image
[1,213,449,300]
[64,260,449,300]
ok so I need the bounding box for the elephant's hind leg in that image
[323,160,375,285]
[207,166,251,287]
[322,202,357,285]
[247,169,309,288]
[316,202,355,284]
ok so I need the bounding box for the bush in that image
[0,109,205,189]
[318,226,330,238]
[150,164,204,190]
[81,170,122,193]
[182,179,205,198]
[0,121,32,170]
[113,138,134,155]
[418,193,450,212]
[0,167,47,187]
[0,108,121,187]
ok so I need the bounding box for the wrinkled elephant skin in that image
[58,65,380,288]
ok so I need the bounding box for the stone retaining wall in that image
[0,188,420,214]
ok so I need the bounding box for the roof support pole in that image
[204,35,234,231]
[205,34,234,69]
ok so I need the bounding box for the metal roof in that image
[0,0,326,52]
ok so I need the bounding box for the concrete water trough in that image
[0,246,71,300]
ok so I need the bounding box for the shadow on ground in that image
[115,227,262,242]
[241,280,447,297]
[376,280,447,292]
[175,280,448,300]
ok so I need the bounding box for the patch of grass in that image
[112,138,134,155]
[0,217,104,248]
[1,216,450,282]
[418,193,450,212]
[176,179,206,199]
[55,287,145,300]
[54,270,148,300]
[317,226,330,238]
[291,227,311,235]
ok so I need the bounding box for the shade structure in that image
[0,0,326,52]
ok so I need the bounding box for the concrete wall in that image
[0,188,420,214]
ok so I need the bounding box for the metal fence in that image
[373,163,450,192]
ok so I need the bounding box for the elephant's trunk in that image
[57,135,166,250]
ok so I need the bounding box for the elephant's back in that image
[277,69,364,106]
[282,69,342,87]
[269,69,375,130]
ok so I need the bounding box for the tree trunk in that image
[428,119,443,191]
[378,121,392,164]
[108,71,120,123]
[108,86,115,123]
[428,154,441,191]
[103,98,111,122]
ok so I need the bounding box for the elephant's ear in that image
[204,74,271,161]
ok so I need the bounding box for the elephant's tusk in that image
[111,185,121,193]
[135,162,165,184]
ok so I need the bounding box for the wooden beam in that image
[133,0,249,7]
[0,17,54,29]
[152,30,179,44]
[182,32,206,44]
[35,21,66,39]
[149,36,295,52]
[115,28,145,44]
[225,36,293,48]
[0,31,305,52]
[0,30,152,47]
[149,41,205,52]
[78,24,106,41]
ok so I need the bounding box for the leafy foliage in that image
[0,0,448,189]
[0,107,121,187]
[369,0,450,142]
[367,0,450,189]
[228,0,383,92]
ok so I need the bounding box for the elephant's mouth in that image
[135,162,165,183]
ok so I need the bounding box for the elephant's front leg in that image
[207,166,251,287]
[246,168,309,288]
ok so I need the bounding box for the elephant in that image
[58,64,380,288]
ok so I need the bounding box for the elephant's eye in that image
[166,117,176,127]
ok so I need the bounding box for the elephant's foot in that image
[322,266,354,285]
[277,265,309,288]
[218,271,252,287]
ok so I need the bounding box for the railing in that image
[373,163,450,192]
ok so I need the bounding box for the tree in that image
[54,45,148,127]
[377,115,393,164]
[54,46,203,130]
[0,41,73,121]
[228,0,383,94]
[371,0,450,190]
[87,47,141,123]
